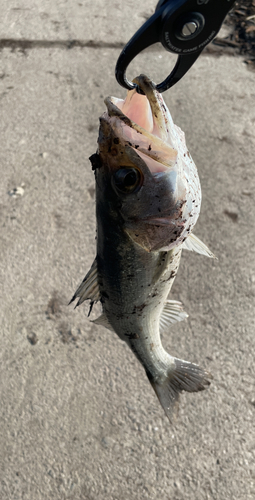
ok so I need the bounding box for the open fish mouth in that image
[103,74,180,174]
[97,74,201,252]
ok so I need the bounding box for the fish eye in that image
[112,167,142,194]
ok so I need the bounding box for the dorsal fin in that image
[69,258,100,307]
[182,233,216,259]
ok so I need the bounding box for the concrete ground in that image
[0,2,254,499]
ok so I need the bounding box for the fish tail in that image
[147,359,212,423]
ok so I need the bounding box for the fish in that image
[71,74,214,422]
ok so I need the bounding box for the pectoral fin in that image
[69,258,100,307]
[182,233,216,259]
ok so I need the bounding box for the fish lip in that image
[133,74,168,133]
[105,74,168,138]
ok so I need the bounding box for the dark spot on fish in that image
[89,153,101,171]
[111,147,118,156]
[135,144,139,149]
[223,209,238,222]
[158,208,161,212]
[132,303,146,313]
[148,145,151,151]
[163,270,176,283]
[113,137,119,144]
[128,141,132,146]
[101,291,109,299]
[120,115,133,127]
[126,332,140,340]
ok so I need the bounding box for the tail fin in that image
[148,359,212,423]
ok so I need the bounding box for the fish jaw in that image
[110,74,176,143]
[97,75,201,252]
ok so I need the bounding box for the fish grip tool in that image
[115,0,236,93]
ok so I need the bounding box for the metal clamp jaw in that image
[115,0,236,93]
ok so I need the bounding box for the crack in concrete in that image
[0,38,125,50]
[0,38,239,59]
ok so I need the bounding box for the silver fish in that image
[71,75,214,422]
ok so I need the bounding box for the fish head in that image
[95,74,201,252]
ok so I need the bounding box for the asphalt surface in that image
[0,2,254,499]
